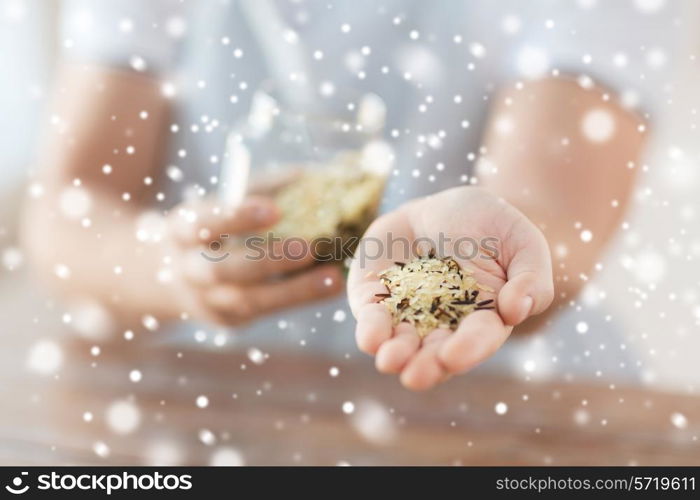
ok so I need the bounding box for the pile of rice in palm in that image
[377,255,495,338]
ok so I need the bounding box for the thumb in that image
[169,196,279,247]
[497,225,554,327]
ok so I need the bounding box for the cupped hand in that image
[166,195,343,326]
[347,186,553,390]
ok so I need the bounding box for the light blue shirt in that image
[59,0,686,382]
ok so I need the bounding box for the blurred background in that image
[2,0,700,465]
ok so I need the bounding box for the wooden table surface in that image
[1,324,699,466]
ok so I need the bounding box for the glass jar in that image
[218,82,394,263]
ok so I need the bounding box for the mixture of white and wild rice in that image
[376,255,495,338]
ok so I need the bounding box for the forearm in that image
[21,64,181,321]
[22,193,184,321]
[480,77,646,327]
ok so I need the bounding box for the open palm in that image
[347,186,554,390]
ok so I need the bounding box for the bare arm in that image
[21,65,342,326]
[480,76,646,330]
[21,65,179,319]
[346,76,645,390]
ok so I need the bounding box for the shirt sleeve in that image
[59,0,192,73]
[500,0,689,117]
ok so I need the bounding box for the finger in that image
[498,265,555,326]
[438,310,512,374]
[346,210,417,314]
[246,264,343,316]
[202,285,256,324]
[209,239,317,285]
[182,238,317,287]
[347,280,391,317]
[168,283,237,327]
[180,248,218,286]
[355,303,393,355]
[169,196,279,247]
[498,220,554,326]
[400,329,451,391]
[375,323,420,374]
[498,271,554,326]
